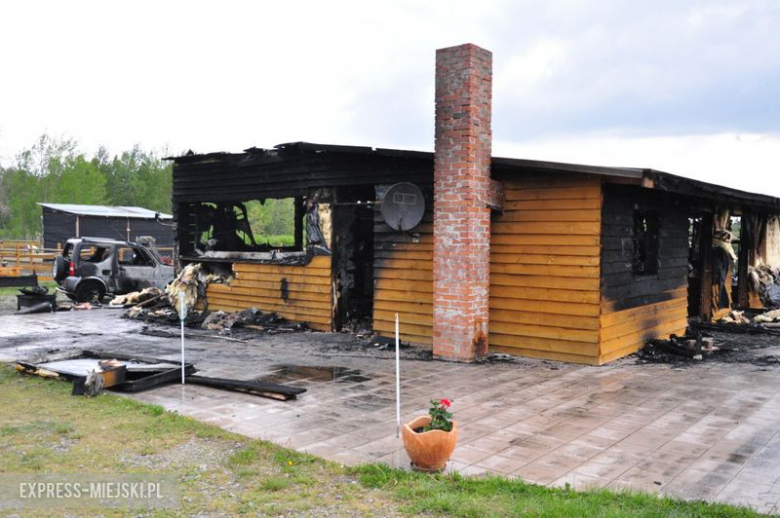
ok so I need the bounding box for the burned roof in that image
[168,141,780,212]
[39,203,173,219]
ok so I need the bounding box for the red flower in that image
[439,399,451,407]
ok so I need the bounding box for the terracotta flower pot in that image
[401,415,458,472]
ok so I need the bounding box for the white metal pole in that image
[180,319,185,384]
[395,312,401,438]
[179,292,186,385]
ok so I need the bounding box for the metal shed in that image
[39,203,174,250]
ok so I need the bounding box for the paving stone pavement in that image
[1,309,779,514]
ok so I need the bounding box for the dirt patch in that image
[0,292,71,317]
[119,437,244,470]
[0,295,20,317]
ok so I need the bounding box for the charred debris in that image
[637,208,780,365]
[112,263,311,337]
[641,308,780,365]
[15,350,306,401]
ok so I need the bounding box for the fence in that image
[0,240,175,281]
[0,240,57,280]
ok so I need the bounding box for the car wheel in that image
[75,281,105,303]
[52,256,68,282]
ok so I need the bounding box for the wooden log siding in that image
[598,185,689,363]
[372,187,435,345]
[372,174,692,365]
[204,256,333,331]
[488,174,604,364]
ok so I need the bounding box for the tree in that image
[244,198,296,246]
[0,167,43,238]
[16,134,79,177]
[134,149,172,213]
[0,135,173,239]
[0,165,10,229]
[53,155,106,205]
[97,146,172,213]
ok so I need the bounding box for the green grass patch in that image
[351,463,759,517]
[260,475,292,492]
[0,420,75,437]
[0,364,764,517]
[254,234,296,247]
[0,280,58,297]
[228,444,260,467]
[0,364,391,516]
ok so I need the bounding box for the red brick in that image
[432,43,492,362]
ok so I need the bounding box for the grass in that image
[254,234,296,247]
[353,464,761,517]
[0,363,764,517]
[0,280,58,297]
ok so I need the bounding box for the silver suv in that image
[53,237,174,302]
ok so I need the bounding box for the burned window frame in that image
[194,197,306,254]
[632,209,660,276]
[178,192,332,266]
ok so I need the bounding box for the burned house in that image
[169,44,780,365]
[39,203,174,250]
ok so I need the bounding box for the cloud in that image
[495,132,780,197]
[489,0,780,138]
[0,0,778,192]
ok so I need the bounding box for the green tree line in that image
[0,135,173,240]
[0,135,299,244]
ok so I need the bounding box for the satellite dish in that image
[381,183,425,231]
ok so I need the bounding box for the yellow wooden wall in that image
[372,175,692,365]
[372,205,434,345]
[488,174,603,364]
[205,256,333,331]
[599,296,688,363]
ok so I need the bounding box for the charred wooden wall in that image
[205,256,333,331]
[172,147,434,203]
[488,174,603,364]
[332,186,375,329]
[173,145,434,333]
[599,185,689,363]
[172,148,433,257]
[372,185,435,344]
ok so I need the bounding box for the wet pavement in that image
[1,309,779,514]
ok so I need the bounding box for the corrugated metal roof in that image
[38,203,172,219]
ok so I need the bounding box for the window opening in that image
[633,210,660,275]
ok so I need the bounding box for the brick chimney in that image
[432,43,492,361]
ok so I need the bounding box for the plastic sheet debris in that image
[14,350,305,401]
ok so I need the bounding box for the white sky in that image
[1,0,778,196]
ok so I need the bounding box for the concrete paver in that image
[1,309,780,513]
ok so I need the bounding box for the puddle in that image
[256,365,372,385]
